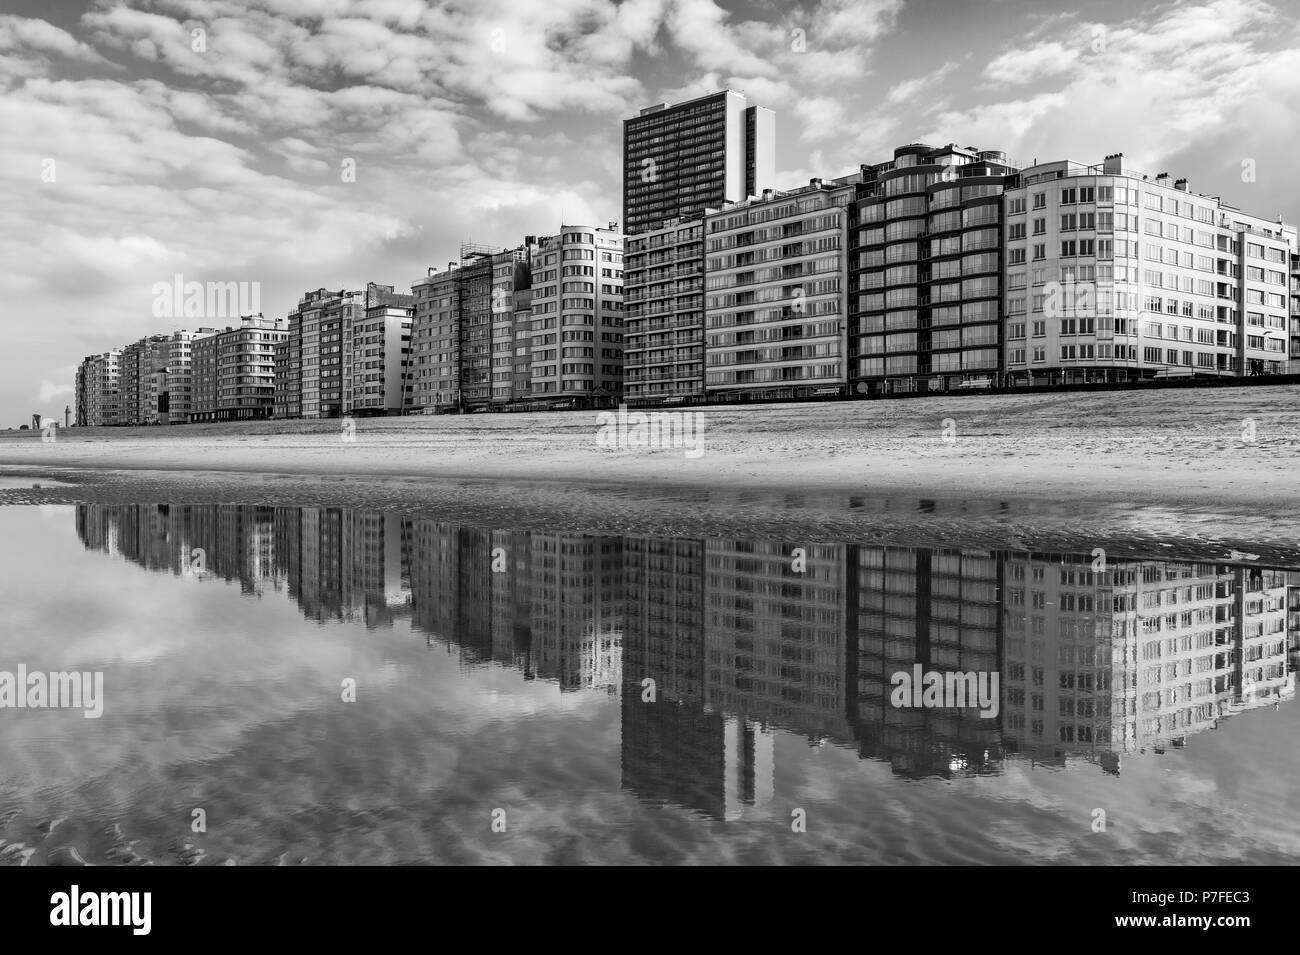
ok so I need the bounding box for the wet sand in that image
[3,386,1299,563]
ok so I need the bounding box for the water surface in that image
[0,501,1297,865]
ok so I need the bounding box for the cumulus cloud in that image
[0,0,1296,424]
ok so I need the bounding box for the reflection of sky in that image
[0,505,1297,865]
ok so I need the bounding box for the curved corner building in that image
[849,143,1019,397]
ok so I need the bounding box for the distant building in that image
[342,283,414,416]
[119,334,169,425]
[273,296,307,419]
[623,90,775,236]
[302,289,365,418]
[76,349,122,426]
[190,314,289,422]
[158,328,219,424]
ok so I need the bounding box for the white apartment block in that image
[342,284,413,416]
[704,177,855,399]
[1003,154,1296,385]
[160,328,219,424]
[527,225,625,405]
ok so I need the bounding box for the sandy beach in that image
[4,386,1298,501]
[3,386,1299,562]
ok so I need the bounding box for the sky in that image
[2,0,1298,426]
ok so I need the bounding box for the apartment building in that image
[623,218,706,404]
[408,243,538,413]
[527,225,625,407]
[623,90,775,236]
[274,298,305,419]
[154,328,218,424]
[510,264,536,404]
[118,334,170,425]
[488,249,537,406]
[1002,154,1296,385]
[74,361,88,426]
[190,314,289,422]
[703,177,855,400]
[848,143,1018,395]
[296,288,364,418]
[1290,252,1300,372]
[342,283,414,416]
[408,267,460,412]
[76,349,122,426]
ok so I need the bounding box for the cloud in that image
[983,41,1080,85]
[0,0,1296,425]
[0,15,111,65]
[35,379,73,405]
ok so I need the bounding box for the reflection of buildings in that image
[853,547,1003,778]
[1000,555,1294,773]
[75,505,1299,803]
[620,537,726,818]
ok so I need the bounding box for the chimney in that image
[1102,153,1123,175]
[809,177,823,188]
[1174,178,1188,192]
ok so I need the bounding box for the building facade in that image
[297,288,364,418]
[849,143,1018,395]
[342,283,414,416]
[527,225,625,407]
[274,298,306,419]
[78,349,122,426]
[624,217,706,405]
[157,328,218,424]
[1001,154,1296,385]
[190,314,289,422]
[408,243,538,414]
[623,90,775,236]
[703,178,854,401]
[1290,252,1300,373]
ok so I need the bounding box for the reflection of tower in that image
[703,539,852,741]
[723,717,775,821]
[620,537,726,817]
[852,546,1002,778]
